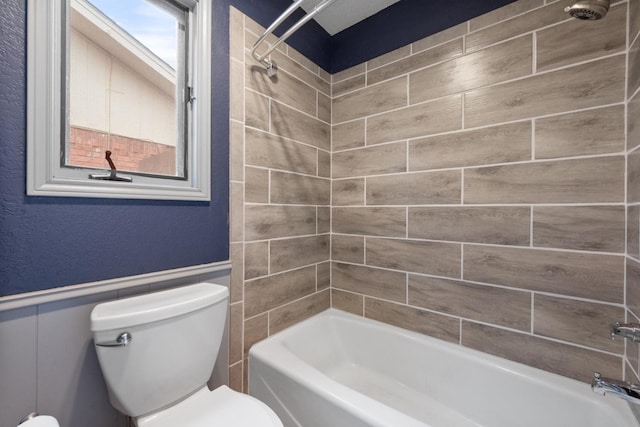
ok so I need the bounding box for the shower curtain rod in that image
[251,0,338,77]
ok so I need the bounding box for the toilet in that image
[90,283,283,427]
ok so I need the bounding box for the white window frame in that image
[26,0,211,201]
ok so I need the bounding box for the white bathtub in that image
[249,308,640,427]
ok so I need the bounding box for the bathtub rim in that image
[249,308,640,427]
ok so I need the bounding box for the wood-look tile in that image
[535,106,625,159]
[317,207,330,234]
[245,128,317,175]
[630,36,640,99]
[469,0,543,31]
[628,258,640,317]
[632,0,640,45]
[230,59,244,121]
[534,295,624,353]
[245,167,268,203]
[332,63,366,83]
[246,53,317,116]
[537,5,626,71]
[461,322,621,383]
[245,205,316,241]
[318,150,330,178]
[367,45,411,70]
[245,266,316,318]
[366,237,461,278]
[230,120,243,182]
[332,77,407,123]
[331,289,364,316]
[270,171,330,205]
[463,245,624,302]
[367,170,461,205]
[229,303,243,364]
[332,234,365,264]
[332,262,406,302]
[367,95,462,145]
[464,156,625,204]
[243,313,268,357]
[228,362,243,393]
[245,89,270,131]
[270,49,329,95]
[629,206,640,259]
[317,261,330,290]
[628,0,640,32]
[629,149,640,203]
[409,275,531,331]
[244,25,274,56]
[410,36,532,104]
[318,67,331,84]
[629,92,640,151]
[230,182,243,242]
[412,24,467,53]
[269,290,330,335]
[333,74,366,97]
[466,3,569,53]
[332,207,406,237]
[628,339,640,383]
[229,7,244,62]
[365,298,460,343]
[286,47,319,75]
[318,92,331,123]
[332,178,365,206]
[533,206,625,253]
[332,142,406,179]
[464,55,625,128]
[368,39,463,86]
[244,241,268,280]
[409,121,531,171]
[333,120,365,151]
[408,206,530,245]
[270,235,330,274]
[230,243,243,303]
[271,101,330,150]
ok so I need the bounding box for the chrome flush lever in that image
[95,332,132,347]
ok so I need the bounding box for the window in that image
[27,0,211,200]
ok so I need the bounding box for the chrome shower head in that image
[564,0,610,20]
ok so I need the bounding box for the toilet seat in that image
[136,386,283,427]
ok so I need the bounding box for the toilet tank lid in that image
[90,283,229,332]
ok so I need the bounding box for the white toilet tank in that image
[90,283,229,418]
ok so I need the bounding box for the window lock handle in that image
[89,151,133,182]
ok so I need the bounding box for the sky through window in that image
[88,0,178,68]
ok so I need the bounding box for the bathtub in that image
[249,308,640,427]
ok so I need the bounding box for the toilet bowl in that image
[90,283,282,427]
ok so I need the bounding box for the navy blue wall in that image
[0,0,233,297]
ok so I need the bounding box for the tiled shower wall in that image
[228,7,332,391]
[627,0,640,381]
[331,0,633,383]
[230,0,640,389]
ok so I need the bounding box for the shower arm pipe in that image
[251,0,338,74]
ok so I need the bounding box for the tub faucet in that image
[592,372,640,404]
[611,322,640,342]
